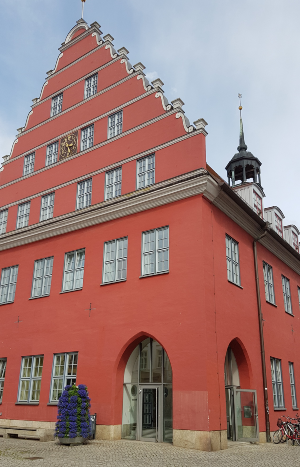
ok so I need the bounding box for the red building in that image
[0,18,299,450]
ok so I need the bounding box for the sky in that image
[0,0,299,228]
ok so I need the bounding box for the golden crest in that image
[59,132,78,161]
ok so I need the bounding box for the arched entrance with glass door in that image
[121,337,172,443]
[224,339,259,443]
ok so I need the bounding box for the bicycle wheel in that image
[273,430,283,444]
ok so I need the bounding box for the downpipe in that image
[253,229,271,443]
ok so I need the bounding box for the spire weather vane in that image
[238,93,242,118]
[81,0,86,19]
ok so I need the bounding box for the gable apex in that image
[65,19,89,44]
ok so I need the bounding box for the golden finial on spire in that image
[81,0,86,20]
[238,93,242,114]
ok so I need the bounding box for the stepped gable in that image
[0,19,207,230]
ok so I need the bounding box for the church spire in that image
[237,94,247,152]
[225,94,263,189]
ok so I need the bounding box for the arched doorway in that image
[224,340,259,442]
[121,337,172,443]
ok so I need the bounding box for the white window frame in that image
[0,209,8,235]
[263,262,275,305]
[289,362,297,409]
[253,190,262,217]
[0,358,7,403]
[292,231,299,252]
[23,153,35,176]
[84,73,98,99]
[17,201,30,229]
[81,124,94,151]
[275,214,283,237]
[225,235,241,286]
[40,193,55,221]
[31,257,54,298]
[103,237,128,284]
[18,356,44,403]
[142,227,169,277]
[62,249,85,292]
[108,110,123,139]
[137,154,155,190]
[76,179,92,210]
[46,141,58,166]
[270,357,285,409]
[282,275,292,315]
[105,167,122,200]
[50,352,78,402]
[51,93,63,117]
[0,265,18,305]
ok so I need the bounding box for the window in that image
[50,353,78,402]
[0,359,7,403]
[18,356,44,403]
[137,154,155,189]
[76,179,92,210]
[253,191,262,217]
[46,141,58,166]
[0,209,8,235]
[103,237,128,283]
[81,124,94,151]
[275,214,283,237]
[289,362,297,408]
[51,93,63,117]
[263,262,275,305]
[292,231,299,252]
[142,227,169,276]
[31,257,54,298]
[62,249,85,292]
[40,193,55,221]
[23,153,35,176]
[17,201,30,229]
[0,266,18,304]
[108,110,123,139]
[85,73,98,98]
[225,235,240,286]
[105,167,122,200]
[270,357,284,409]
[298,286,300,307]
[282,275,292,314]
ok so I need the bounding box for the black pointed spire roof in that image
[225,100,263,189]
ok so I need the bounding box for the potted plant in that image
[55,384,92,445]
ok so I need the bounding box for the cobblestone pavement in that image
[0,438,299,467]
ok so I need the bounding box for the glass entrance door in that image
[234,389,259,442]
[139,386,160,442]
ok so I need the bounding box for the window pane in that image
[19,380,30,401]
[30,379,41,401]
[54,355,65,376]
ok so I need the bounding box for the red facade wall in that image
[0,20,299,440]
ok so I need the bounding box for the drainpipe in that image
[253,229,271,443]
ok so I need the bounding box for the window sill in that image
[47,402,58,406]
[139,271,169,279]
[273,407,286,411]
[101,279,126,286]
[285,311,294,317]
[60,288,83,294]
[292,407,299,411]
[227,280,243,289]
[0,301,14,306]
[266,300,277,308]
[29,295,50,300]
[15,402,39,405]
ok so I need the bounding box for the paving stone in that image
[0,437,299,466]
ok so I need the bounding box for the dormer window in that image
[253,191,262,217]
[292,231,299,252]
[51,93,63,117]
[275,214,283,237]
